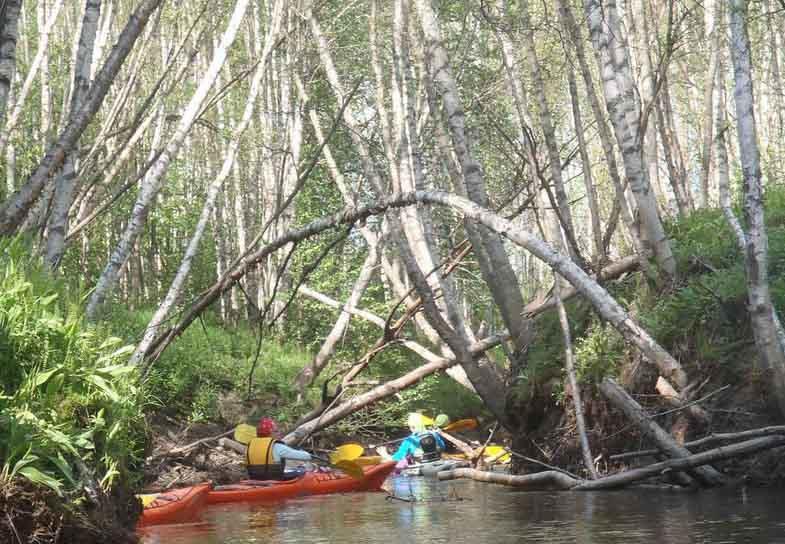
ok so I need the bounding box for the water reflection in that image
[139,476,785,544]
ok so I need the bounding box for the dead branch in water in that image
[610,425,785,461]
[437,435,785,490]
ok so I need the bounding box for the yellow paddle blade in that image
[234,423,257,445]
[442,418,478,433]
[138,493,158,507]
[333,459,364,479]
[329,443,364,464]
[483,445,511,463]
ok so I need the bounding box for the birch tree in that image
[0,0,64,155]
[0,0,165,235]
[584,0,676,279]
[0,0,23,123]
[727,0,785,417]
[131,0,284,365]
[45,0,101,269]
[86,0,251,320]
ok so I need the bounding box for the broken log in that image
[600,378,726,487]
[437,468,581,490]
[439,435,785,490]
[218,437,246,455]
[575,435,785,490]
[610,425,785,461]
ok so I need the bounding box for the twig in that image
[6,512,22,544]
[507,449,581,480]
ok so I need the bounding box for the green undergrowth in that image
[0,238,144,497]
[520,187,785,405]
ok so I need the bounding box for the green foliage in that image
[105,306,313,424]
[0,238,144,495]
[573,323,624,383]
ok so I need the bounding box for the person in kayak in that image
[391,413,446,466]
[247,417,313,480]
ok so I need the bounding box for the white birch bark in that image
[630,0,662,205]
[584,0,676,278]
[45,0,101,269]
[0,0,63,154]
[554,0,639,259]
[0,0,23,122]
[415,0,532,360]
[131,0,283,363]
[0,0,165,235]
[86,0,251,320]
[699,0,720,208]
[520,0,578,260]
[728,0,785,418]
[38,0,52,142]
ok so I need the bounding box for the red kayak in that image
[207,461,396,504]
[137,483,211,526]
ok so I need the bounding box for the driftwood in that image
[438,468,581,490]
[438,435,785,490]
[146,429,233,463]
[610,425,785,461]
[600,378,726,486]
[218,437,247,455]
[436,430,476,458]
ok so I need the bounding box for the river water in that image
[138,474,785,543]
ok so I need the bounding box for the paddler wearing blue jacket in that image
[391,413,446,463]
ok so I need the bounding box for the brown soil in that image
[141,416,246,492]
[0,479,140,544]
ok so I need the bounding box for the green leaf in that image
[86,374,120,402]
[18,466,63,495]
[30,366,62,389]
[95,344,135,365]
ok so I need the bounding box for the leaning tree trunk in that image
[728,0,785,418]
[86,0,251,320]
[0,0,165,235]
[131,0,280,365]
[0,0,23,123]
[45,0,102,269]
[519,0,580,263]
[599,378,725,486]
[415,0,532,372]
[584,0,676,279]
[149,191,696,414]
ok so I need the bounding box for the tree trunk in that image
[0,0,64,155]
[520,0,580,263]
[699,0,720,208]
[45,0,101,269]
[415,0,532,371]
[0,0,22,123]
[132,1,277,365]
[85,0,250,320]
[584,0,676,279]
[599,378,725,486]
[150,191,695,410]
[0,0,165,235]
[554,0,641,262]
[728,0,785,418]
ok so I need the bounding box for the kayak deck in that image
[208,461,396,504]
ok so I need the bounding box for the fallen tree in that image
[437,435,785,490]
